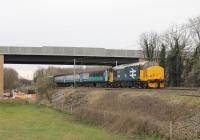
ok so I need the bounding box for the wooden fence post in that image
[169,121,173,140]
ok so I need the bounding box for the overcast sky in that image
[1,0,200,79]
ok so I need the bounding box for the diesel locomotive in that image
[54,61,165,88]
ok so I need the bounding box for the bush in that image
[73,94,191,139]
[48,88,199,140]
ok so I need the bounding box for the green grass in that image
[0,101,164,140]
[0,101,126,140]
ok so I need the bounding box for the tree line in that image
[4,68,31,90]
[139,16,200,87]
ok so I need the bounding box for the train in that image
[54,61,165,88]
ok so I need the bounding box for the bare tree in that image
[184,16,200,86]
[189,16,200,59]
[163,25,190,86]
[189,16,200,44]
[139,32,160,61]
[4,68,19,90]
[34,68,56,103]
[164,25,190,50]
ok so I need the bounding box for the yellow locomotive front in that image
[140,62,165,88]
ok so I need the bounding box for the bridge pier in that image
[0,54,4,95]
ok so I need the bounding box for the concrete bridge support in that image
[0,55,4,95]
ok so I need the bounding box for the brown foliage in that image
[48,88,200,139]
[73,93,194,139]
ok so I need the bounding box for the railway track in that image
[58,86,199,91]
[103,87,200,98]
[164,87,199,91]
[179,94,200,97]
[57,86,200,98]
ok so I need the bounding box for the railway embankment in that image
[39,87,200,140]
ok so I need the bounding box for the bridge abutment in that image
[0,54,4,95]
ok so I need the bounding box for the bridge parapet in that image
[0,46,143,58]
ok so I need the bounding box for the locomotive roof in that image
[112,61,159,70]
[113,61,148,70]
[54,67,111,77]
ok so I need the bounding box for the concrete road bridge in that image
[0,46,144,94]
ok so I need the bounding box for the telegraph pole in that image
[73,58,76,87]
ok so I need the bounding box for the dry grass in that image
[50,88,200,140]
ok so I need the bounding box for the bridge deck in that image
[0,46,143,66]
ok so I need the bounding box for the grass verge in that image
[0,100,128,140]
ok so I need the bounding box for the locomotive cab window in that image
[143,62,158,69]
